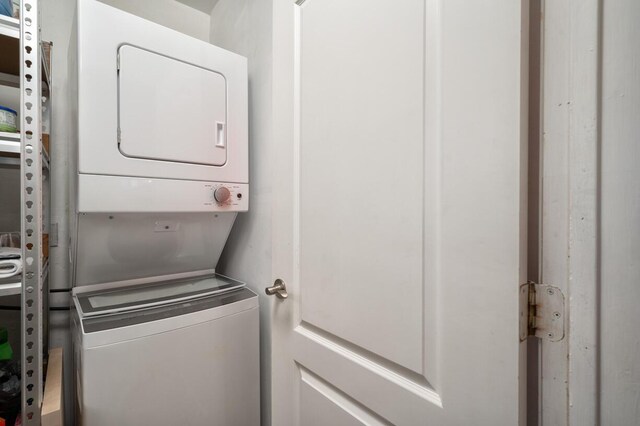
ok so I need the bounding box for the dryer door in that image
[74,0,248,183]
[118,45,227,166]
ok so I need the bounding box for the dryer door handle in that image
[216,122,226,148]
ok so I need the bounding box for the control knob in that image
[214,186,231,203]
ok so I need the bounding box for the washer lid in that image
[75,273,245,318]
[118,44,228,166]
[79,287,257,337]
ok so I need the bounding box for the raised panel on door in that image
[299,368,390,426]
[271,0,528,424]
[298,0,427,375]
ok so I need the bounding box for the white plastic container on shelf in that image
[0,106,17,133]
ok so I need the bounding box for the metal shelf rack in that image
[0,1,51,424]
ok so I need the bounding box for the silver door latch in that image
[266,279,288,300]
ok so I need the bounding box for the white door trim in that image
[539,0,601,424]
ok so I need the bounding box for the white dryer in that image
[71,0,248,204]
[68,0,250,286]
[68,1,258,425]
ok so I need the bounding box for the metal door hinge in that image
[519,282,565,342]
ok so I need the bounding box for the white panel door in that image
[271,0,528,425]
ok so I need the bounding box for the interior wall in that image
[0,168,20,232]
[98,0,210,42]
[209,1,273,425]
[599,0,640,423]
[34,2,211,424]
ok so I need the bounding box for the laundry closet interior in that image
[0,1,260,424]
[0,0,639,425]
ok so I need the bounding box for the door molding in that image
[539,0,601,424]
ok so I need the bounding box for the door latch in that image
[266,279,288,300]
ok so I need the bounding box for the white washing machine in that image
[72,274,259,426]
[68,1,257,424]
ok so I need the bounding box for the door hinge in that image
[519,281,565,342]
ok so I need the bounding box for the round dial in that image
[214,186,231,203]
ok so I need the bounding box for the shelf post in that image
[20,0,43,424]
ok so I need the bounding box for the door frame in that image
[537,0,601,424]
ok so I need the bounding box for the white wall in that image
[39,1,76,424]
[209,1,273,425]
[99,0,210,42]
[600,0,640,422]
[37,1,210,423]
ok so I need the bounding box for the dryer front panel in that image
[118,45,228,167]
[75,0,248,183]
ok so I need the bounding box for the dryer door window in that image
[118,45,227,166]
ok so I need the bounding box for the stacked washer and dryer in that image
[68,1,258,424]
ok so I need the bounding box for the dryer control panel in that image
[78,174,249,213]
[206,184,247,209]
